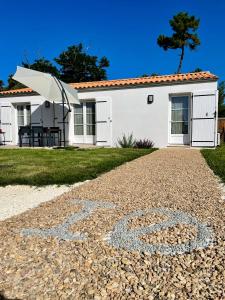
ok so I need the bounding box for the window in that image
[171,96,189,134]
[17,105,25,127]
[17,104,31,127]
[74,104,84,135]
[26,105,31,125]
[86,102,95,135]
[74,102,96,136]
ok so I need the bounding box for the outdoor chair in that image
[48,127,62,147]
[31,126,44,147]
[18,126,32,147]
[42,127,50,147]
[0,128,6,145]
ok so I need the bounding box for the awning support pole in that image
[54,77,72,148]
[62,90,66,148]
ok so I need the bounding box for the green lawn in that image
[201,144,225,183]
[0,148,156,186]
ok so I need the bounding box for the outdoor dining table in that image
[18,126,62,147]
[45,127,62,147]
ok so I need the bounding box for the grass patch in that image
[0,148,156,186]
[201,144,225,183]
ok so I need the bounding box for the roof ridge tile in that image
[0,71,218,96]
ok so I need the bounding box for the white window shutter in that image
[0,102,12,143]
[191,90,217,147]
[96,97,112,146]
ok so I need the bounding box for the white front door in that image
[191,91,217,147]
[74,102,96,144]
[15,104,31,144]
[169,95,190,145]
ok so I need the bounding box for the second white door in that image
[169,95,190,145]
[74,102,96,144]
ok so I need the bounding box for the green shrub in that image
[117,133,136,148]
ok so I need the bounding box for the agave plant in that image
[117,133,136,148]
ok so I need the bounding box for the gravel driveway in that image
[0,148,224,299]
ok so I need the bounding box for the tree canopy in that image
[157,12,200,73]
[192,68,202,72]
[140,73,160,77]
[4,44,110,90]
[0,80,4,91]
[8,57,61,89]
[7,75,25,90]
[55,43,109,83]
[22,58,60,77]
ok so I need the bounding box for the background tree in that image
[55,43,110,83]
[150,73,160,76]
[140,74,149,77]
[218,81,225,117]
[0,80,4,91]
[157,12,200,73]
[22,57,60,77]
[140,73,160,77]
[7,57,60,89]
[7,74,25,90]
[192,67,202,72]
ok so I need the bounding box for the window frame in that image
[170,96,189,135]
[74,103,84,136]
[86,102,96,136]
[17,104,31,128]
[74,102,96,137]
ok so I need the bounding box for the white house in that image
[0,71,218,148]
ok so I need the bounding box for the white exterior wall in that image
[0,96,69,145]
[0,80,217,148]
[79,81,217,148]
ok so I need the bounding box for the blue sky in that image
[0,0,225,84]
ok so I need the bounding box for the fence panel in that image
[218,118,225,142]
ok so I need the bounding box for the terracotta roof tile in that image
[0,71,217,96]
[0,87,33,95]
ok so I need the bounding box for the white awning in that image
[13,66,80,104]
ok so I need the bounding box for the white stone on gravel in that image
[0,181,88,221]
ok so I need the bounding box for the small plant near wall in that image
[118,134,154,149]
[117,133,136,148]
[135,139,154,149]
